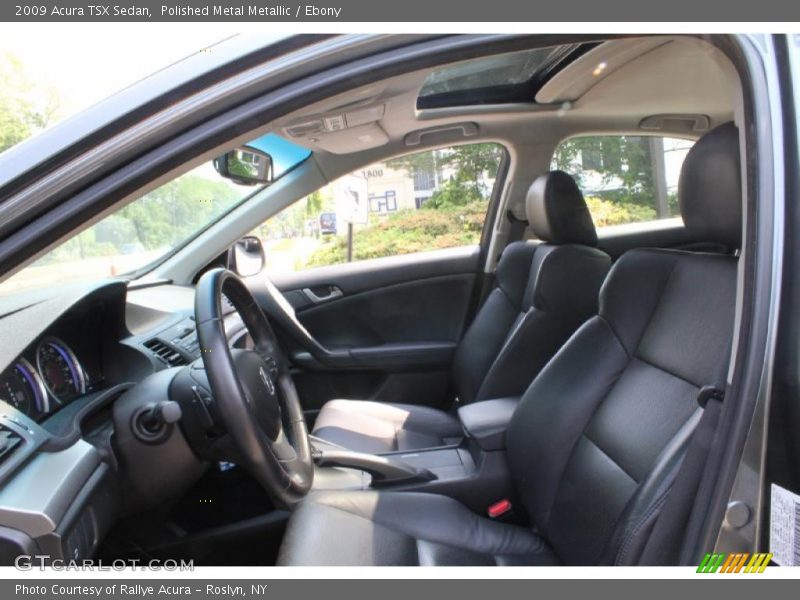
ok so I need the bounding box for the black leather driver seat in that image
[311,171,611,453]
[278,122,743,566]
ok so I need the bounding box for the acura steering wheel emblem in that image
[259,366,276,395]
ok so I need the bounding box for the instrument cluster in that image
[0,335,94,421]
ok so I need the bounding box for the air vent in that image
[143,339,187,367]
[0,425,22,465]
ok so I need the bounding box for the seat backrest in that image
[506,122,742,565]
[451,171,611,405]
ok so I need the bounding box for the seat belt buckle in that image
[697,385,724,408]
[487,498,513,519]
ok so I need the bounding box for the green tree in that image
[250,190,333,242]
[117,174,241,249]
[388,144,503,192]
[436,143,503,194]
[386,150,436,177]
[0,53,61,153]
[425,178,483,209]
[304,190,323,218]
[388,144,503,209]
[553,136,661,208]
[226,154,259,180]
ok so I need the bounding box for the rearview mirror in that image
[230,236,266,278]
[214,146,274,186]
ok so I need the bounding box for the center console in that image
[309,397,520,514]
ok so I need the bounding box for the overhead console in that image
[283,103,389,153]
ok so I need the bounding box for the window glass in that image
[0,134,310,295]
[250,143,505,274]
[551,136,694,227]
[419,47,558,96]
[416,45,590,109]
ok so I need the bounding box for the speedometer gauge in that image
[0,359,48,416]
[36,337,86,404]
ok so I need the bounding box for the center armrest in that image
[457,397,520,451]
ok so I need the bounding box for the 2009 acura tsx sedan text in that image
[0,33,797,567]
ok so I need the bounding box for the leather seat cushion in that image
[311,400,463,454]
[277,491,560,566]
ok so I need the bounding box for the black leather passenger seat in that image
[311,171,612,453]
[278,121,744,566]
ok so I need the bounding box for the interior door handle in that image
[302,285,343,304]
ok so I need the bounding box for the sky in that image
[0,23,240,125]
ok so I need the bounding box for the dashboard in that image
[0,279,249,564]
[0,281,247,424]
[0,309,106,422]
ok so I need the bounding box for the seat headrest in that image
[526,170,597,246]
[678,122,742,249]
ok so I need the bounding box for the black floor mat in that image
[99,464,288,566]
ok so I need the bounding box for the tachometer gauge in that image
[0,359,48,417]
[36,337,86,404]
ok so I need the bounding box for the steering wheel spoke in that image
[195,268,313,507]
[271,430,298,461]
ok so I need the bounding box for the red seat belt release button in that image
[487,498,512,518]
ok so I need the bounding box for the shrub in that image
[305,200,487,267]
[303,195,660,269]
[584,196,657,227]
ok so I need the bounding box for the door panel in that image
[271,246,480,309]
[262,246,480,414]
[297,274,474,347]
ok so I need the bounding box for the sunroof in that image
[417,44,592,109]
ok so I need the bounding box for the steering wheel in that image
[194,268,313,506]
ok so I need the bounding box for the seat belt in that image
[465,210,530,324]
[506,209,529,243]
[638,385,725,565]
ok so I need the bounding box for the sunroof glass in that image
[418,47,561,98]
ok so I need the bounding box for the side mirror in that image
[214,146,274,186]
[230,236,266,278]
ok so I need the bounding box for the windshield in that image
[0,133,310,296]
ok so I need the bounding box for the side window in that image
[551,136,695,228]
[251,143,504,274]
